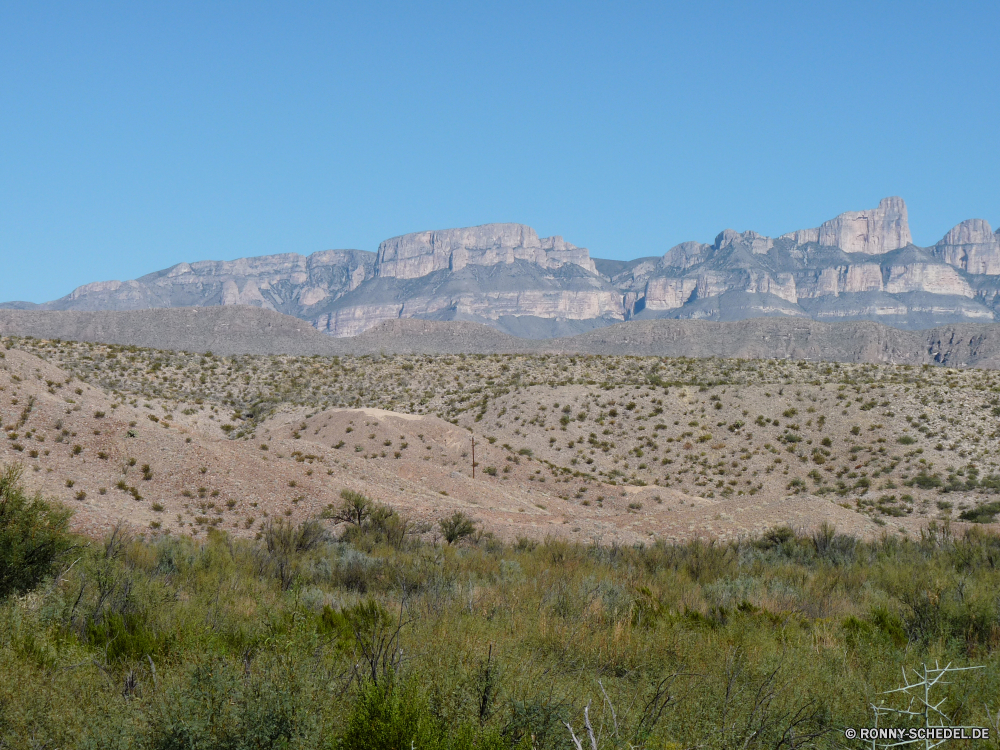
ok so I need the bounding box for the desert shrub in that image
[338,677,429,750]
[909,471,942,489]
[321,599,404,685]
[149,655,317,750]
[0,464,73,599]
[755,525,795,552]
[263,518,326,556]
[328,490,419,550]
[256,518,327,589]
[85,611,169,662]
[338,676,508,750]
[439,511,477,544]
[959,502,1000,524]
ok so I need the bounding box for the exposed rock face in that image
[603,198,1000,330]
[19,250,378,319]
[375,223,597,279]
[780,197,911,254]
[314,260,623,337]
[715,229,773,255]
[818,197,911,254]
[933,219,1000,274]
[5,199,999,336]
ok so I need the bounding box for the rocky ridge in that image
[5,199,1000,335]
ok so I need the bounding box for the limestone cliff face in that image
[780,197,912,254]
[615,198,995,329]
[34,250,377,318]
[932,219,1000,275]
[375,223,597,279]
[795,264,885,297]
[714,229,774,255]
[315,260,624,337]
[316,288,624,338]
[818,197,911,254]
[643,277,699,310]
[7,198,1000,336]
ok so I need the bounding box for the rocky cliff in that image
[932,219,1000,274]
[375,223,597,278]
[5,199,1000,336]
[10,250,377,319]
[779,196,912,254]
[609,198,1000,330]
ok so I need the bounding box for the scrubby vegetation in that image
[6,470,1000,748]
[9,335,1000,526]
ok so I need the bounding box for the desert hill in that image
[2,342,883,544]
[0,306,344,356]
[6,306,1000,368]
[7,333,1000,546]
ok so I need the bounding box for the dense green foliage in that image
[7,474,1000,747]
[0,464,73,600]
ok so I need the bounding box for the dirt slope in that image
[0,347,903,544]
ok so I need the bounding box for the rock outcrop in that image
[314,259,623,338]
[932,219,1000,275]
[5,199,999,336]
[780,196,912,254]
[605,198,1000,330]
[375,223,597,279]
[15,250,377,319]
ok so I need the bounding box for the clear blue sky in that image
[2,1,998,303]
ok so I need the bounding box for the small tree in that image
[439,511,476,545]
[328,489,374,527]
[325,490,422,550]
[0,464,73,599]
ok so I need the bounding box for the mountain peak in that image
[938,218,995,246]
[713,229,774,254]
[932,218,1000,274]
[817,196,911,254]
[780,197,911,254]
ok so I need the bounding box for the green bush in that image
[959,502,1000,524]
[910,471,942,489]
[0,464,73,599]
[150,655,314,750]
[327,489,419,550]
[439,511,476,544]
[339,677,511,750]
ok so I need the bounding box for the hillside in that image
[7,307,1000,368]
[7,334,1000,547]
[0,307,345,356]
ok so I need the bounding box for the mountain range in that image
[5,197,1000,337]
